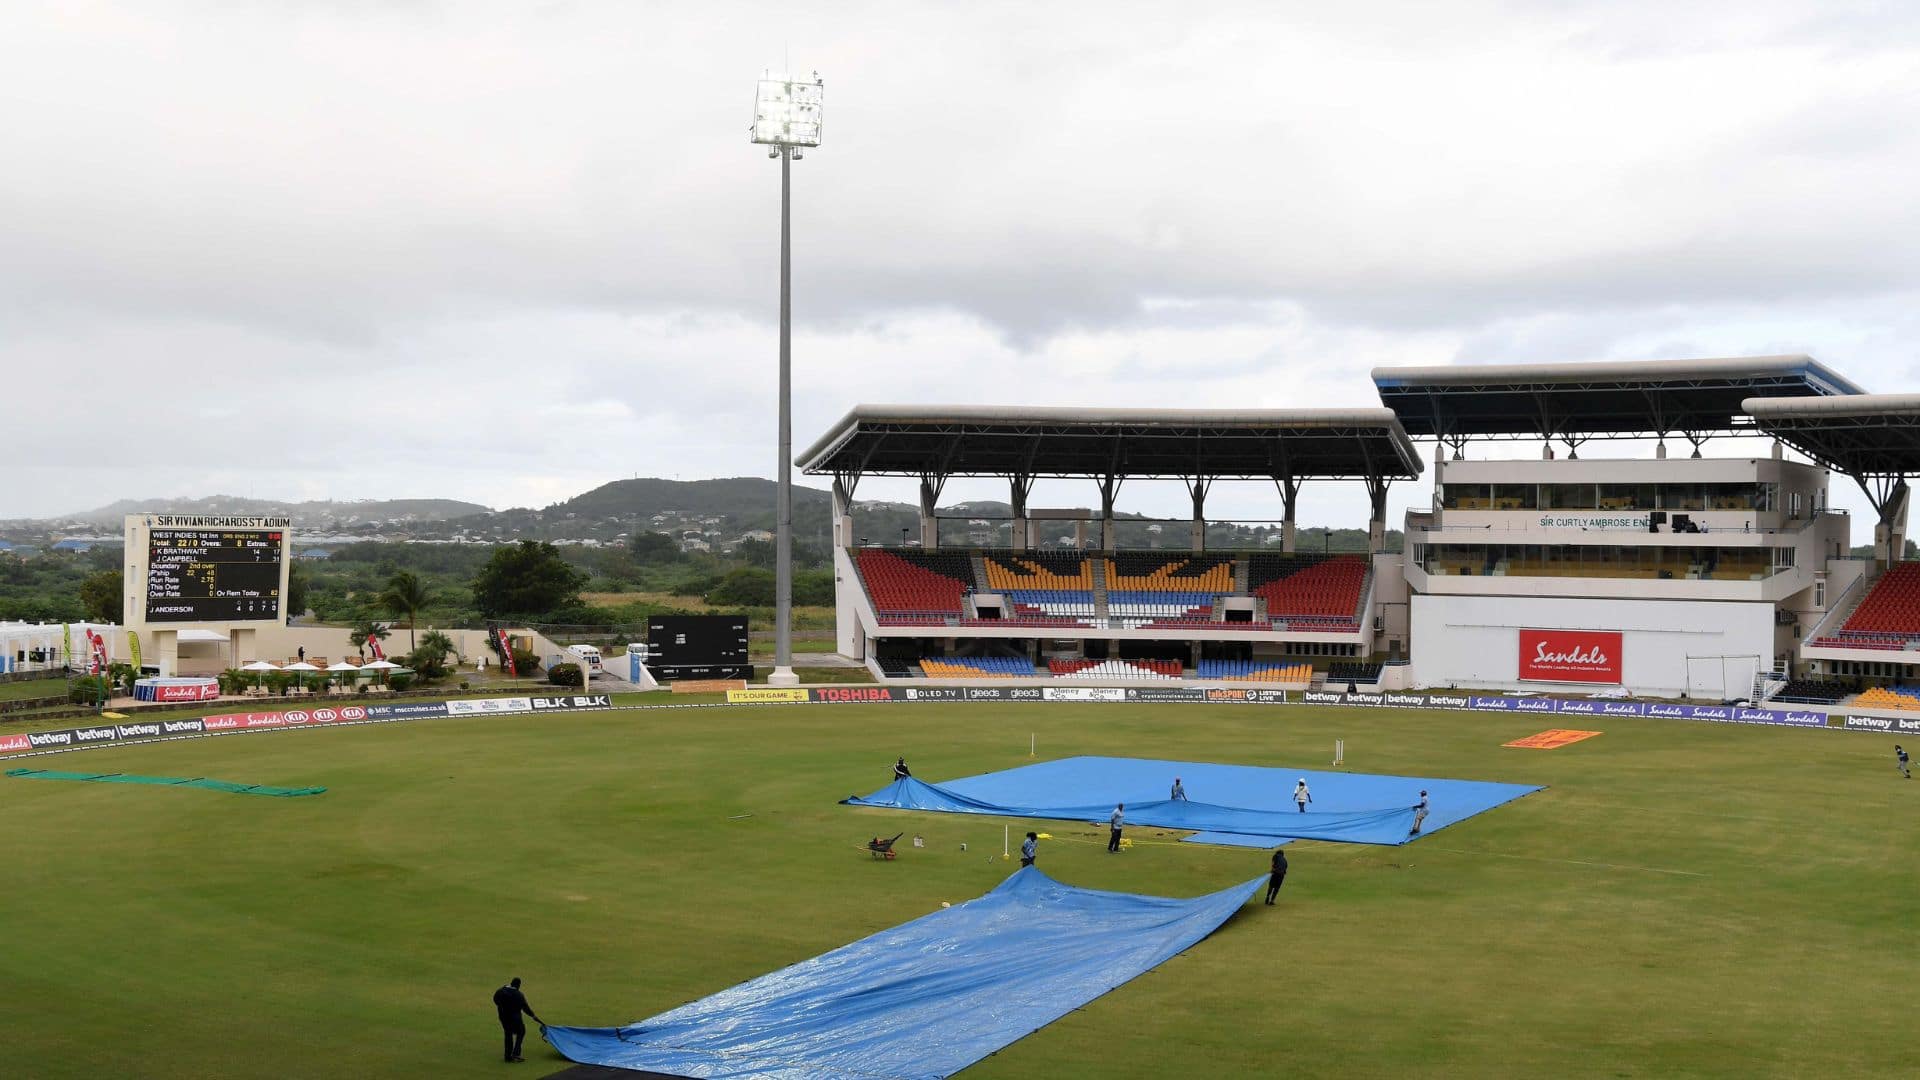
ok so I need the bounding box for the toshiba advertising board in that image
[1517,629,1623,684]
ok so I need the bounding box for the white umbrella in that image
[360,658,400,686]
[282,660,321,692]
[241,659,279,691]
[241,660,279,671]
[325,660,360,690]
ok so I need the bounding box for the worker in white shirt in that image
[1293,779,1312,814]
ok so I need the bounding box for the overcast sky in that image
[7,1,1920,527]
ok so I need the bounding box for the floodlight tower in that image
[752,70,823,688]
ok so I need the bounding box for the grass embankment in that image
[0,677,66,702]
[0,703,1914,1078]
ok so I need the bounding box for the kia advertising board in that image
[1517,629,1623,684]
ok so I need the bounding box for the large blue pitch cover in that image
[847,756,1539,846]
[544,868,1260,1080]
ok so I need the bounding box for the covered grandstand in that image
[796,406,1421,683]
[801,359,1920,713]
[1744,394,1920,694]
[1373,357,1859,700]
[1374,355,1863,451]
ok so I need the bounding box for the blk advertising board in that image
[1517,629,1623,684]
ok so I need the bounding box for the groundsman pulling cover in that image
[543,867,1261,1079]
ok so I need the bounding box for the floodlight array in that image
[752,72,824,147]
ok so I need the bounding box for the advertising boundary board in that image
[1840,713,1920,734]
[1517,629,1624,684]
[809,686,1830,728]
[1294,690,1829,727]
[0,695,614,759]
[0,685,1849,762]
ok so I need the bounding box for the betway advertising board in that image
[1841,713,1920,734]
[1517,629,1623,684]
[0,695,615,757]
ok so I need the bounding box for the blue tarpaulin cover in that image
[846,756,1540,847]
[543,868,1260,1079]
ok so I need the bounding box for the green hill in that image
[548,477,832,524]
[60,496,492,529]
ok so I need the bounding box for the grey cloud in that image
[5,1,1920,517]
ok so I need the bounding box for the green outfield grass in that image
[0,701,1914,1078]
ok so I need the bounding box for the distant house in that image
[680,538,711,553]
[295,548,333,560]
[51,539,94,553]
[0,539,13,552]
[739,529,774,543]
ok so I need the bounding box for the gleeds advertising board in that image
[1517,629,1623,684]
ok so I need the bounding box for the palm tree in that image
[412,630,457,680]
[349,619,391,660]
[379,571,431,652]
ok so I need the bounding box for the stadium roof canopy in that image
[1744,395,1920,505]
[1372,355,1865,442]
[797,405,1423,481]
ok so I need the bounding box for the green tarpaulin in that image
[5,768,325,797]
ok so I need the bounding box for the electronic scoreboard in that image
[128,516,290,625]
[645,615,751,680]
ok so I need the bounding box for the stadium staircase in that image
[1752,664,1789,703]
[970,552,990,593]
[1353,562,1375,629]
[1809,572,1870,640]
[1233,558,1249,593]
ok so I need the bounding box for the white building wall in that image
[1410,593,1775,698]
[833,544,870,660]
[1370,552,1411,654]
